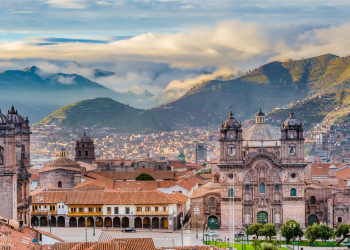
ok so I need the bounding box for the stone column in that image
[159,217,161,229]
[65,216,69,227]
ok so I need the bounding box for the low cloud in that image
[57,75,76,84]
[45,0,88,9]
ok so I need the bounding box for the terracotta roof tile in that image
[95,171,175,180]
[190,189,221,199]
[66,190,104,205]
[111,181,158,191]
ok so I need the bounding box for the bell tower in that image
[219,111,244,164]
[280,111,304,163]
[75,132,95,164]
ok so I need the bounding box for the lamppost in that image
[93,216,96,236]
[205,224,208,245]
[37,196,43,228]
[321,222,324,247]
[85,228,87,242]
[180,215,184,246]
[245,216,250,245]
[290,224,295,250]
[48,212,51,234]
[196,216,198,239]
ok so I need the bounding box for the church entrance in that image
[257,212,268,224]
[308,215,318,226]
[208,216,218,229]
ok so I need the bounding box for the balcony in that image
[31,211,57,216]
[135,211,169,216]
[68,211,103,216]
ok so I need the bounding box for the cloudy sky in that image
[1,0,350,101]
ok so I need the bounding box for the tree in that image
[321,224,335,242]
[338,90,345,107]
[305,223,321,245]
[135,173,154,181]
[259,223,276,241]
[335,223,350,245]
[248,223,264,239]
[281,220,304,243]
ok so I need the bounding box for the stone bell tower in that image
[281,111,304,163]
[219,111,244,164]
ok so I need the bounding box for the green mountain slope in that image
[33,98,165,133]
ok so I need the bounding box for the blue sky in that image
[1,0,350,99]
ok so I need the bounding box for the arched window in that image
[58,181,62,188]
[311,196,316,204]
[228,173,233,179]
[338,217,342,223]
[228,189,234,197]
[291,188,296,197]
[85,150,88,156]
[245,185,249,191]
[259,183,265,193]
[210,198,215,207]
[275,185,279,191]
[78,150,81,157]
[0,146,4,165]
[82,144,84,148]
[228,145,235,156]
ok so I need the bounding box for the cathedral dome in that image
[78,132,92,142]
[283,110,302,126]
[243,123,281,141]
[6,105,24,124]
[0,109,9,125]
[221,111,240,129]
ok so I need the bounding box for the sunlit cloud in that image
[45,0,88,9]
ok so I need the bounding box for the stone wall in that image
[0,175,16,219]
[39,170,79,188]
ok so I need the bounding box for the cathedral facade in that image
[218,110,307,230]
[0,106,31,224]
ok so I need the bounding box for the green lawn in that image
[205,241,289,250]
[247,239,341,247]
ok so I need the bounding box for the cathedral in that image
[218,109,306,229]
[0,106,31,224]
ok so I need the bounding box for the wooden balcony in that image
[68,211,103,216]
[135,211,169,216]
[31,211,57,216]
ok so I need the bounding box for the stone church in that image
[0,106,31,224]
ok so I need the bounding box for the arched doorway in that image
[69,217,77,227]
[57,216,65,227]
[208,216,218,229]
[31,216,38,227]
[143,217,150,229]
[308,215,318,226]
[257,211,268,224]
[161,218,168,229]
[50,216,56,227]
[78,217,86,227]
[113,217,120,227]
[105,217,112,227]
[87,217,94,227]
[41,217,48,227]
[96,217,103,227]
[152,218,159,229]
[135,217,142,228]
[122,217,129,228]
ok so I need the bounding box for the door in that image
[257,211,268,224]
[208,216,218,229]
[308,215,318,226]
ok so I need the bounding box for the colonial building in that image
[0,106,31,224]
[218,110,307,230]
[74,132,95,164]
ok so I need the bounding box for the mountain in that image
[33,98,166,133]
[148,54,350,129]
[0,66,152,123]
[35,54,350,130]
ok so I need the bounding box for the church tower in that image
[74,132,95,164]
[280,111,304,163]
[219,111,244,164]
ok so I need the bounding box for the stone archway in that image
[135,217,142,228]
[105,217,112,227]
[161,218,168,229]
[113,217,120,227]
[143,217,150,229]
[152,218,159,229]
[87,217,94,227]
[57,216,65,227]
[78,217,86,227]
[122,217,129,228]
[69,217,77,227]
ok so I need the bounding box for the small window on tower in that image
[290,133,294,138]
[228,145,235,156]
[289,144,296,156]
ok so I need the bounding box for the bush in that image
[135,173,155,181]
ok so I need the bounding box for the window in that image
[259,183,265,193]
[44,205,47,209]
[163,206,167,211]
[79,208,83,212]
[338,217,342,223]
[210,198,215,206]
[98,207,101,212]
[228,189,234,197]
[85,150,88,156]
[125,207,130,214]
[291,188,297,197]
[107,207,111,214]
[311,196,316,204]
[58,205,60,209]
[289,144,296,156]
[228,173,233,179]
[291,173,296,178]
[245,185,249,191]
[155,207,158,212]
[78,150,81,157]
[145,206,150,212]
[136,207,141,212]
[230,134,233,139]
[58,181,62,188]
[89,207,93,212]
[275,185,279,191]
[0,146,4,165]
[114,207,119,214]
